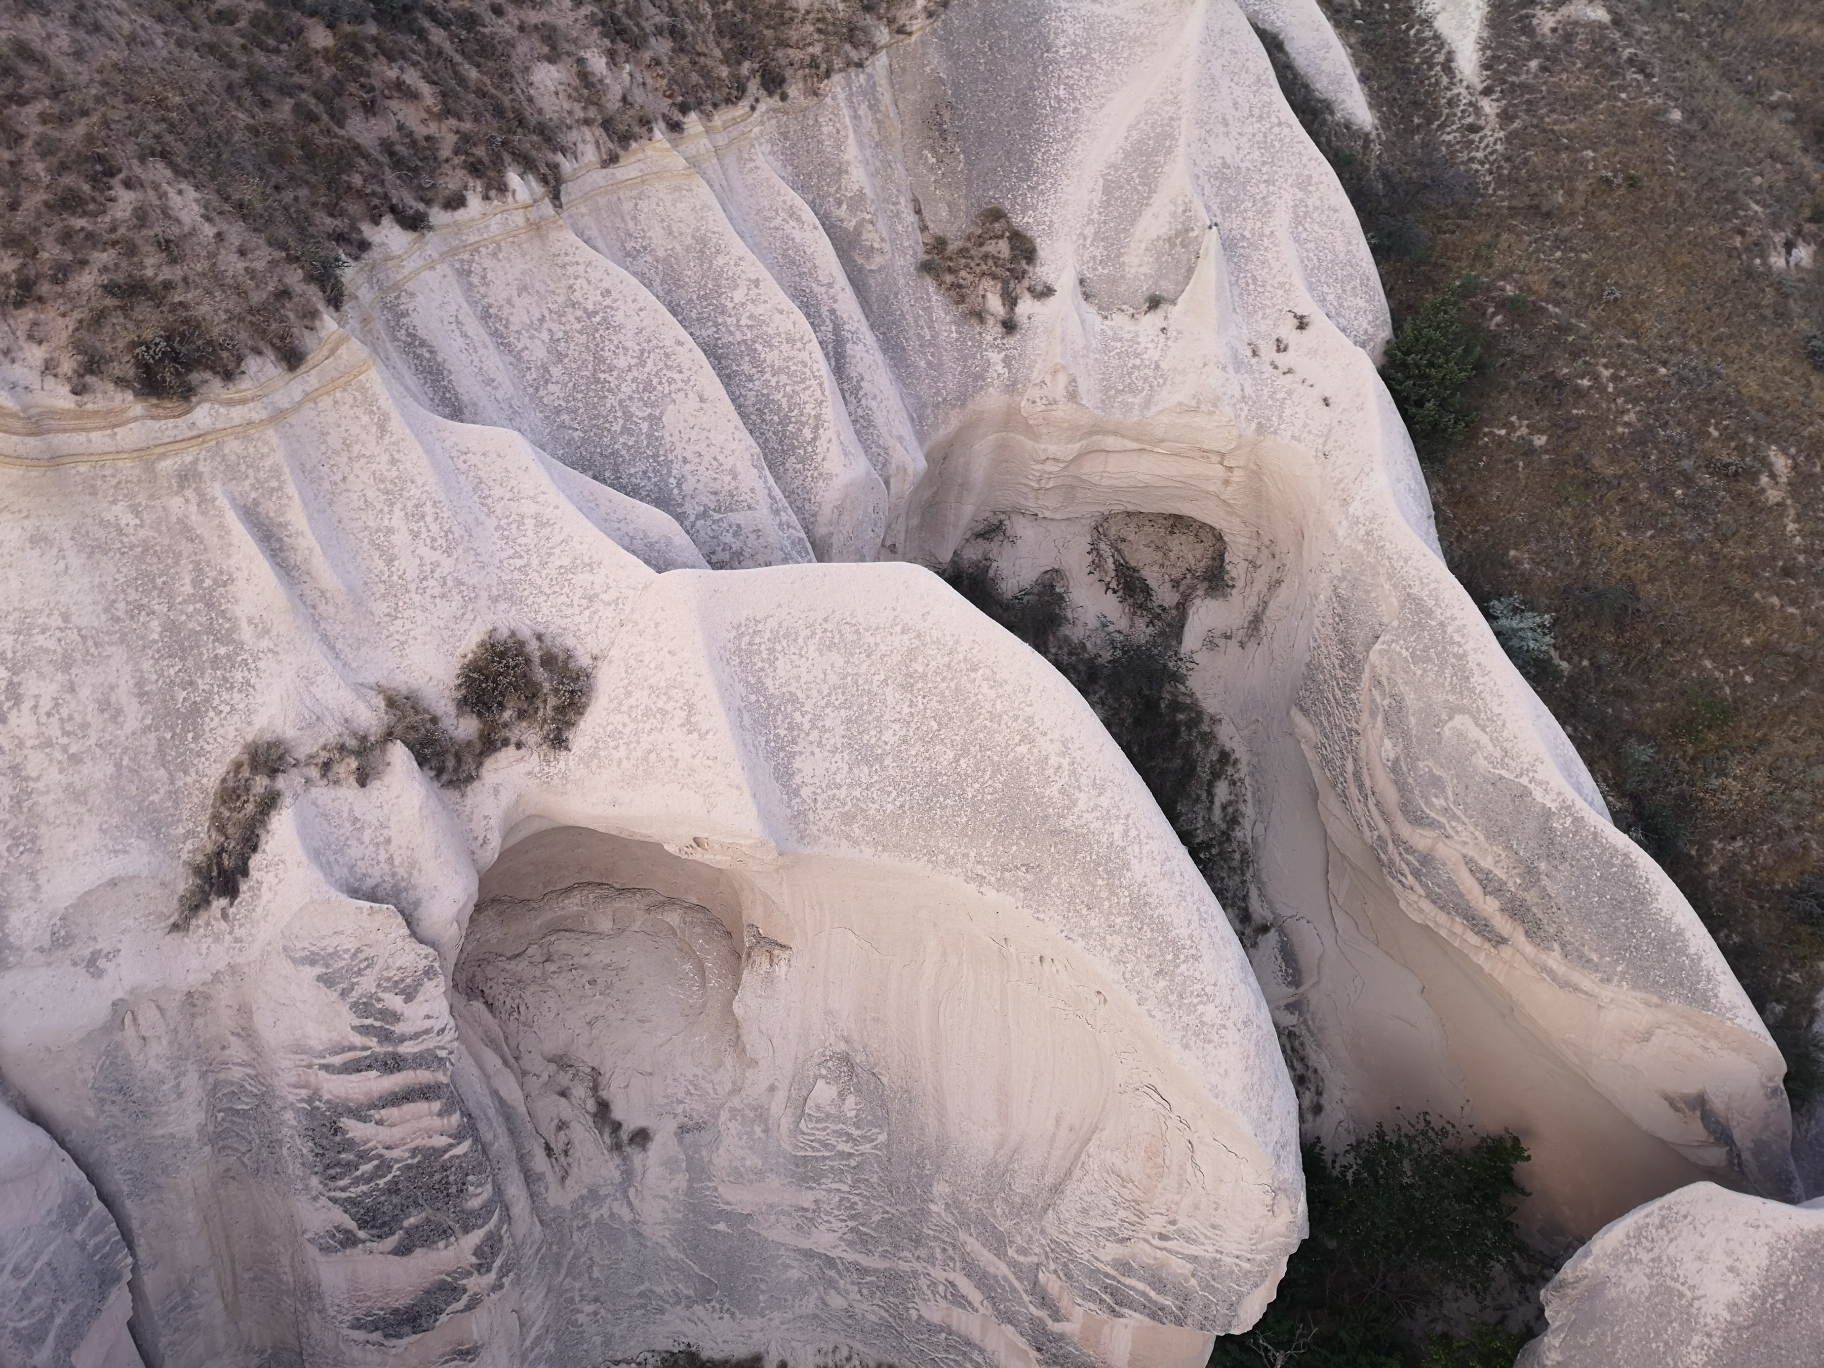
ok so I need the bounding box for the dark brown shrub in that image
[174,738,294,928]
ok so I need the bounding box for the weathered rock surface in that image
[0,1098,141,1368]
[1519,1182,1824,1368]
[0,0,1800,1362]
[0,340,1297,1364]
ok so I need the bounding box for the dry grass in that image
[0,0,948,400]
[1309,0,1824,1101]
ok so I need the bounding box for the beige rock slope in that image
[0,0,1799,1363]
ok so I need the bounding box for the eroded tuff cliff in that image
[0,0,1805,1365]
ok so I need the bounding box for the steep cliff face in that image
[0,0,1801,1364]
[0,348,1300,1366]
[1317,0,1824,1189]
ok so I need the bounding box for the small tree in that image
[1382,281,1482,454]
[1212,1117,1536,1367]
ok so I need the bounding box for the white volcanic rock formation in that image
[1518,1183,1824,1367]
[0,0,1800,1363]
[0,351,1297,1366]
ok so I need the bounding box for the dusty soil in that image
[1309,0,1824,1111]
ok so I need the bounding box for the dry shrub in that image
[174,737,293,928]
[380,629,594,786]
[914,201,1051,331]
[173,629,594,927]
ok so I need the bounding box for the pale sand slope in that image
[1518,1183,1824,1367]
[0,0,1803,1363]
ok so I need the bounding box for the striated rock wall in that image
[0,1098,141,1368]
[0,0,1800,1361]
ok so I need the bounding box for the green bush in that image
[1212,1117,1536,1368]
[1483,597,1563,684]
[1420,1326,1531,1368]
[1612,738,1693,864]
[1382,281,1482,453]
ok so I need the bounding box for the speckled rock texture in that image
[1518,1183,1824,1368]
[0,0,1799,1363]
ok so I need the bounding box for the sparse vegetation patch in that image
[1,0,950,399]
[1087,511,1232,635]
[174,737,292,928]
[914,201,1052,331]
[941,516,1264,945]
[174,629,592,928]
[376,628,595,787]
